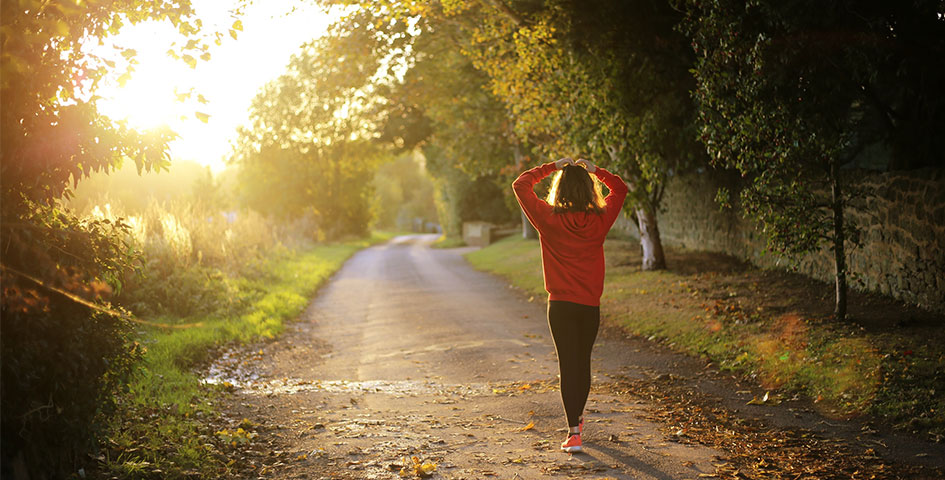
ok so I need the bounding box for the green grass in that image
[100,232,394,479]
[431,234,466,248]
[466,235,945,441]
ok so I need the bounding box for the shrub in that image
[1,203,142,478]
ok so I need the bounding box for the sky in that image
[95,0,337,173]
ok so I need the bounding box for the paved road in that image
[220,234,721,479]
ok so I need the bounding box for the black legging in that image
[547,300,600,428]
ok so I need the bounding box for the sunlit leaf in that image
[195,112,210,123]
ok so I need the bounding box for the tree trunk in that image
[635,206,666,270]
[830,161,848,321]
[521,209,538,239]
[511,138,537,239]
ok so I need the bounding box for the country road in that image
[214,234,945,479]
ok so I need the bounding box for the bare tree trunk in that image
[512,139,537,239]
[521,210,538,239]
[636,206,666,271]
[604,144,666,271]
[830,160,847,320]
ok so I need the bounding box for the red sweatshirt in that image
[512,162,629,307]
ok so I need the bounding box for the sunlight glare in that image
[92,0,338,173]
[101,63,186,131]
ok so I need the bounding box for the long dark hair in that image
[546,165,606,214]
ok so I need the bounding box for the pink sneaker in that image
[561,433,583,453]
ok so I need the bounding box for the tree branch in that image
[0,264,204,330]
[479,0,526,27]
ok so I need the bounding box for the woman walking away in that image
[512,157,628,453]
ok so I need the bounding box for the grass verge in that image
[466,235,945,442]
[97,232,395,479]
[431,234,466,249]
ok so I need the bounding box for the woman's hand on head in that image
[555,157,574,170]
[575,158,597,173]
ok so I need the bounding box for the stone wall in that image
[617,168,945,313]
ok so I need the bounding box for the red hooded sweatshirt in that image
[512,162,629,307]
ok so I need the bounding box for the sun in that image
[88,0,338,172]
[92,19,196,133]
[99,63,187,131]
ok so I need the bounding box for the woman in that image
[512,157,628,453]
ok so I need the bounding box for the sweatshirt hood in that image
[557,211,602,240]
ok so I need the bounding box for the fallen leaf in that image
[521,421,535,431]
[399,456,437,478]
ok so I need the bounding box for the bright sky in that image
[95,0,337,173]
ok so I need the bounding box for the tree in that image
[684,0,945,319]
[372,153,439,231]
[386,13,524,236]
[323,0,705,269]
[1,0,214,475]
[231,22,387,238]
[315,5,524,238]
[450,0,704,269]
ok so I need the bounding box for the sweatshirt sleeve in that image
[512,162,557,232]
[595,167,629,230]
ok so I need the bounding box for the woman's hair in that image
[546,165,606,214]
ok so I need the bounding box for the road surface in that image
[216,234,721,479]
[213,234,944,479]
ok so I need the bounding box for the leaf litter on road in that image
[599,374,945,479]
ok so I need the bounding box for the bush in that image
[0,204,142,478]
[81,198,299,321]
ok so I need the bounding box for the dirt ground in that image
[208,234,945,479]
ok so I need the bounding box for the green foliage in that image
[0,0,211,211]
[463,0,702,192]
[1,303,142,477]
[231,14,393,239]
[681,0,945,317]
[425,144,519,237]
[372,153,439,231]
[685,0,855,251]
[319,0,707,268]
[0,200,144,477]
[0,0,221,476]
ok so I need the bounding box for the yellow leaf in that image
[520,421,535,431]
[419,461,436,475]
[746,391,779,405]
[195,112,210,123]
[232,19,243,31]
